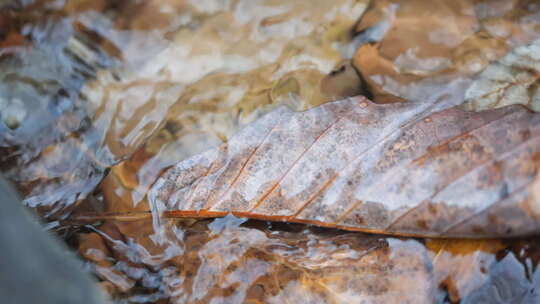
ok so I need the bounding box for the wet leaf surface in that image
[2,1,540,303]
[0,0,369,216]
[75,216,540,303]
[69,146,540,303]
[353,0,540,104]
[427,239,505,302]
[148,96,540,238]
[464,38,540,111]
[77,218,434,303]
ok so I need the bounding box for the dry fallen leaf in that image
[148,96,540,238]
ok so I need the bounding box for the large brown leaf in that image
[149,96,540,238]
[75,155,540,303]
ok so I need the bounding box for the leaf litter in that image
[2,0,540,303]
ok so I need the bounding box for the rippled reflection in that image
[76,216,540,303]
[1,0,369,215]
[1,0,540,303]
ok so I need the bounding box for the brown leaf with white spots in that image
[149,96,540,238]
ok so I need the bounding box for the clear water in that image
[1,0,540,302]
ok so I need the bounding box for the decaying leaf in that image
[73,94,540,302]
[464,38,540,112]
[76,216,540,303]
[357,0,479,74]
[78,218,434,303]
[352,0,540,104]
[150,96,540,238]
[74,140,540,303]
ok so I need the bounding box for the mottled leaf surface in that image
[150,96,540,238]
[464,38,540,112]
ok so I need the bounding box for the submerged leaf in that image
[77,217,540,303]
[427,239,505,302]
[464,38,540,111]
[352,0,540,104]
[78,219,434,303]
[150,96,540,238]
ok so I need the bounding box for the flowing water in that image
[1,0,540,303]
